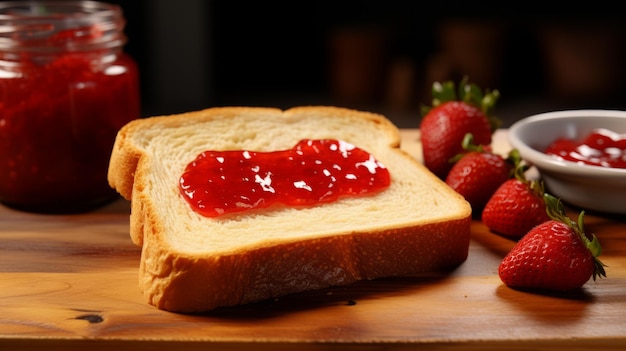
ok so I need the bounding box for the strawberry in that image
[481,155,550,239]
[498,194,607,292]
[420,78,500,179]
[445,134,513,213]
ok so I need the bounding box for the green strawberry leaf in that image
[422,76,501,132]
[432,80,457,106]
[507,152,543,195]
[543,193,607,280]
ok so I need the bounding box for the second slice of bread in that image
[108,106,472,313]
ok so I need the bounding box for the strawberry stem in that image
[507,149,524,179]
[508,152,543,196]
[448,133,484,163]
[461,133,484,152]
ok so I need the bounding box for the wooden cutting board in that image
[1,130,626,351]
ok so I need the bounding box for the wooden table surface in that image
[2,130,626,351]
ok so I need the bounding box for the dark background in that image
[110,1,626,127]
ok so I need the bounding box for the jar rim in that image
[0,1,120,20]
[0,1,126,53]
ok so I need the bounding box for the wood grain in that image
[1,130,626,351]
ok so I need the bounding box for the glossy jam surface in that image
[0,26,140,212]
[544,128,626,169]
[179,139,391,217]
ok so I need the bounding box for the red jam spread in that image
[179,139,391,217]
[0,26,140,212]
[544,128,626,169]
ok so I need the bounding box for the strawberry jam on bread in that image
[108,106,472,313]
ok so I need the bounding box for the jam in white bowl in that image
[508,109,626,215]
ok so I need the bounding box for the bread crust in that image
[141,217,470,312]
[108,106,472,313]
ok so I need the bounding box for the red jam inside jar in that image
[544,128,626,169]
[0,2,140,213]
[179,139,391,217]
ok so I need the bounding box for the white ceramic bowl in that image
[509,109,626,215]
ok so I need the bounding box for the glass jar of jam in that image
[0,1,140,213]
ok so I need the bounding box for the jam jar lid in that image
[0,1,127,53]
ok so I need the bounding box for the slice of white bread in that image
[108,106,471,313]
